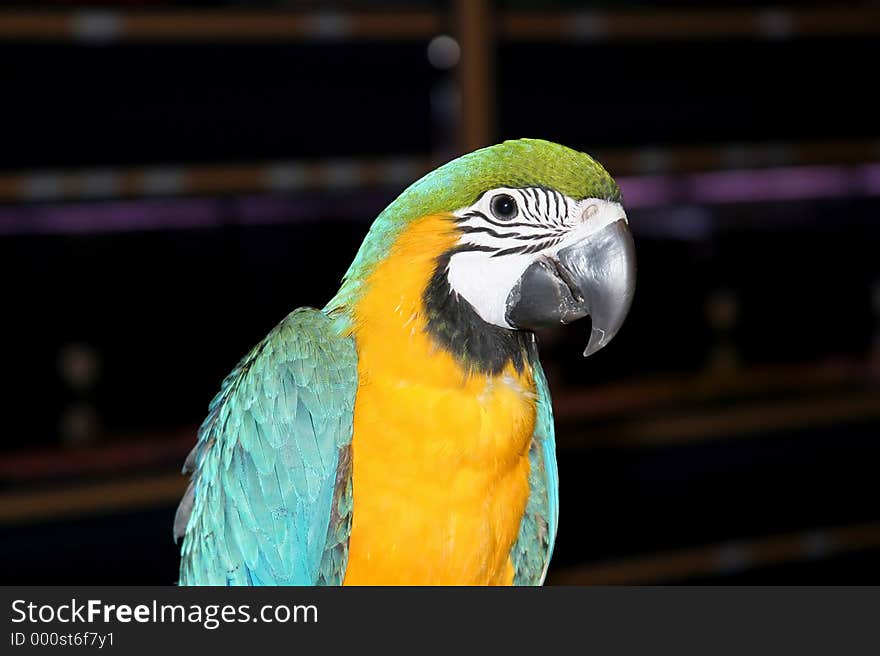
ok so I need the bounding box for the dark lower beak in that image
[505,219,636,357]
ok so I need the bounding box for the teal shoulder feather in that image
[176,308,358,585]
[511,355,559,585]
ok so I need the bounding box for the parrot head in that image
[331,138,635,361]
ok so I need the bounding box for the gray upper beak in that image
[504,219,636,357]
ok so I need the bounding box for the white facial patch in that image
[446,187,626,328]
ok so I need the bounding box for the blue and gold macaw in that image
[175,139,635,585]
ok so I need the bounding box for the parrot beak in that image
[505,219,636,357]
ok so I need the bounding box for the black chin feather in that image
[423,249,535,376]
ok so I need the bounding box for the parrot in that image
[173,138,635,586]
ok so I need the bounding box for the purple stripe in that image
[619,163,880,208]
[862,163,880,194]
[615,176,681,208]
[0,194,395,236]
[0,199,219,235]
[687,166,853,203]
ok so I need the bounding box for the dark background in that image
[1,0,878,585]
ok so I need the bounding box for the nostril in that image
[581,204,599,222]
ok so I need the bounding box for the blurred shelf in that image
[0,472,187,525]
[0,156,433,205]
[1,139,877,207]
[559,388,880,449]
[548,520,880,584]
[553,359,876,422]
[0,9,443,42]
[2,7,879,43]
[596,139,880,178]
[0,430,195,484]
[501,7,880,42]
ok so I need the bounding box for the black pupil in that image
[492,194,516,218]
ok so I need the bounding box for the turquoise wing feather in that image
[511,356,559,585]
[175,308,358,585]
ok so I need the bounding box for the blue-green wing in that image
[511,356,559,585]
[175,308,358,585]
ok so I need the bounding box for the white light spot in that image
[757,10,794,40]
[264,163,307,191]
[380,158,421,186]
[427,35,460,70]
[635,148,670,174]
[569,13,608,41]
[305,12,350,39]
[22,174,64,201]
[142,168,185,196]
[80,170,121,198]
[58,343,100,390]
[324,160,359,189]
[72,11,121,43]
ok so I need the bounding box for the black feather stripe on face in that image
[458,224,565,242]
[457,210,544,232]
[490,237,564,258]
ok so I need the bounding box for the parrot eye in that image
[490,194,518,220]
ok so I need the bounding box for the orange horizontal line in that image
[552,359,871,422]
[0,429,196,482]
[550,521,880,584]
[501,8,880,41]
[0,157,435,203]
[0,10,443,41]
[561,390,880,449]
[594,139,880,178]
[2,8,879,42]
[0,473,187,525]
[0,13,70,38]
